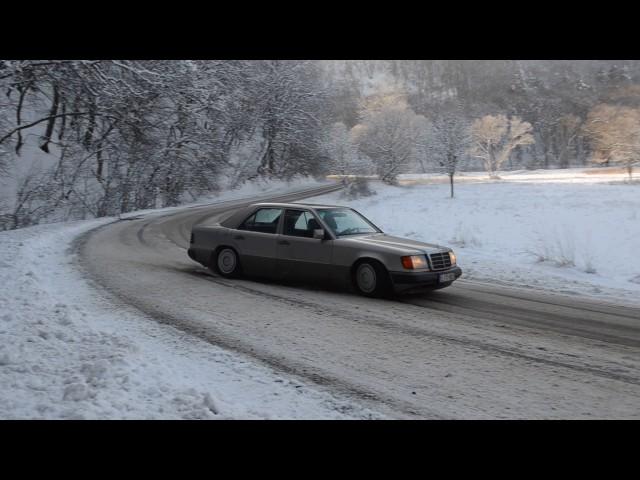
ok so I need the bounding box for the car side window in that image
[238,208,282,234]
[283,209,318,238]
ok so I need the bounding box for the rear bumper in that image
[390,266,462,292]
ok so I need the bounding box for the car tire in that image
[353,260,391,298]
[213,247,241,278]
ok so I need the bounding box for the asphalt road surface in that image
[75,184,640,419]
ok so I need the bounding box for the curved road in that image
[75,184,640,419]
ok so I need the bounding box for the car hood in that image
[340,233,449,254]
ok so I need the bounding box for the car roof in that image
[249,202,348,209]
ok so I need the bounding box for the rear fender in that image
[190,226,229,264]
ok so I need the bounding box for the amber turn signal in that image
[401,255,428,270]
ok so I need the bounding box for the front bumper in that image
[390,266,462,292]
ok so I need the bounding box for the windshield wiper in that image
[337,228,373,236]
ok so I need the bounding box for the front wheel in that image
[353,261,391,298]
[214,247,241,278]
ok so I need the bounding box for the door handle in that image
[278,240,290,246]
[234,235,245,240]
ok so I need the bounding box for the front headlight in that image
[401,255,428,270]
[449,251,457,265]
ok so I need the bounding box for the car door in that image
[276,209,333,282]
[233,207,283,277]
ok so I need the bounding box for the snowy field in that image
[314,178,640,306]
[0,179,383,419]
[400,165,639,184]
[329,165,639,186]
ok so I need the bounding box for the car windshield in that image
[316,208,380,236]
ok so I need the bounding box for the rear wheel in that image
[353,260,391,297]
[214,248,241,278]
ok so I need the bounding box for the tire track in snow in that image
[182,268,640,387]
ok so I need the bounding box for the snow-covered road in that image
[75,184,640,419]
[2,184,391,419]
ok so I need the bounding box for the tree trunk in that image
[83,104,96,150]
[258,131,276,177]
[40,84,60,153]
[543,143,551,169]
[449,173,454,198]
[58,100,67,141]
[96,144,103,181]
[559,145,568,169]
[417,156,427,173]
[487,143,497,178]
[15,83,31,155]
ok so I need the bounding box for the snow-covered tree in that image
[351,92,425,184]
[583,103,640,179]
[0,60,334,227]
[553,114,583,168]
[252,60,326,179]
[320,121,376,178]
[422,110,470,198]
[8,60,640,229]
[469,114,534,178]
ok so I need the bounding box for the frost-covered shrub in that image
[533,244,575,267]
[0,214,14,231]
[532,228,602,274]
[584,259,597,274]
[340,177,376,200]
[582,248,597,274]
[532,230,576,267]
[450,223,481,248]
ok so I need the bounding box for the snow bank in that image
[0,184,379,419]
[312,181,640,306]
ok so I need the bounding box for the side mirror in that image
[313,229,325,240]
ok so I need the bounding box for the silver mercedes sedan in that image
[187,202,462,297]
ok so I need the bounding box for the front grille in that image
[429,251,452,271]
